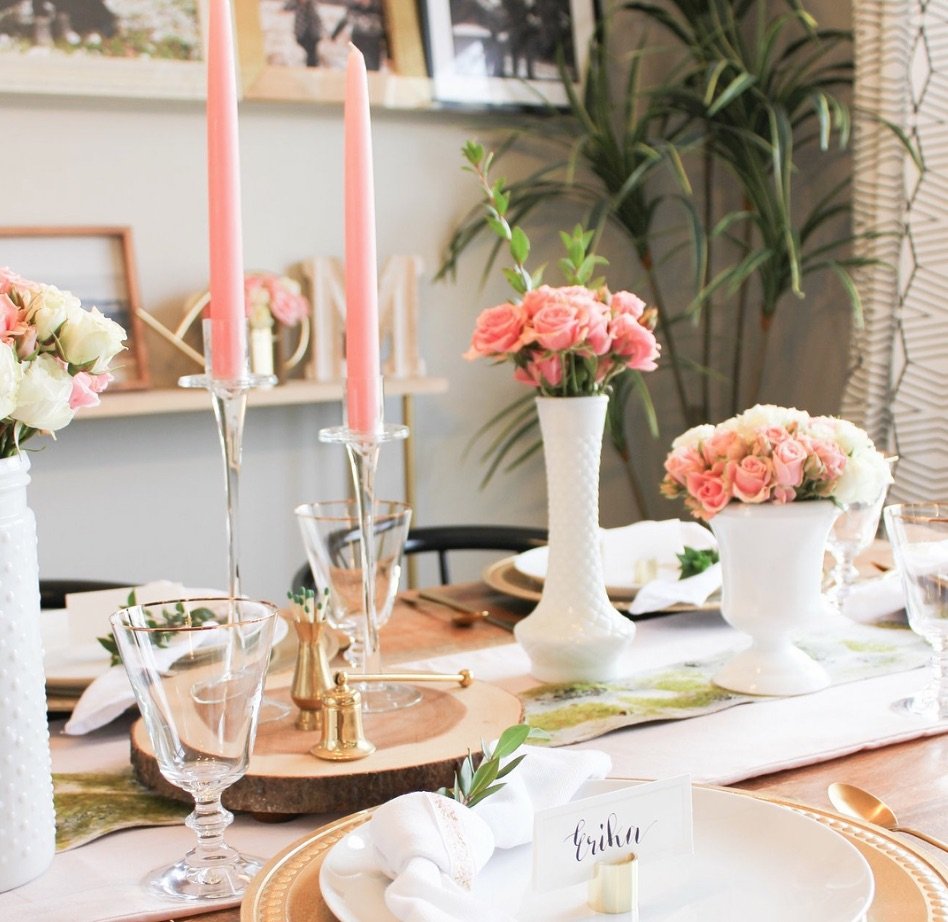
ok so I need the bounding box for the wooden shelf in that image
[78,377,449,421]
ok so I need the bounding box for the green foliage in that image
[676,545,720,578]
[437,724,540,809]
[97,591,216,667]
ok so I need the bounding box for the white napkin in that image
[323,746,611,922]
[61,584,221,736]
[843,570,906,623]
[627,521,720,615]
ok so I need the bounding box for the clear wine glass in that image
[110,597,278,901]
[295,498,418,712]
[883,503,948,720]
[826,458,896,612]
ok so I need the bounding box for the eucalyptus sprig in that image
[438,723,533,809]
[676,546,720,579]
[96,591,216,667]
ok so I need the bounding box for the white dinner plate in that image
[513,521,717,599]
[319,781,874,922]
[42,583,288,692]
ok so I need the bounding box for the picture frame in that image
[0,226,151,391]
[235,0,431,107]
[422,0,597,108]
[0,0,205,100]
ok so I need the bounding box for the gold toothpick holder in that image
[310,669,475,762]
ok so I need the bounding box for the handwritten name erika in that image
[566,812,657,862]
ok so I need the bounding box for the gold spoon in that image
[828,783,948,851]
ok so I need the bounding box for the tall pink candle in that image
[344,44,381,433]
[206,0,246,380]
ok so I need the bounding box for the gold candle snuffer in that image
[310,669,475,762]
[288,587,335,731]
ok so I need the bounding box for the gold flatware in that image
[336,670,474,687]
[409,591,516,632]
[828,783,948,852]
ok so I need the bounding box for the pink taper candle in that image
[206,0,246,380]
[344,44,381,433]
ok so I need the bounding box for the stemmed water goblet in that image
[826,457,896,613]
[883,503,948,721]
[110,597,278,901]
[295,498,419,712]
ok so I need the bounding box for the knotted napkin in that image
[625,520,720,615]
[322,746,611,921]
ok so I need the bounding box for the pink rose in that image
[701,427,745,464]
[15,325,37,359]
[762,425,791,446]
[464,302,527,359]
[728,455,774,503]
[772,438,807,488]
[581,300,612,355]
[610,290,646,319]
[514,354,563,388]
[0,267,37,297]
[268,284,309,326]
[773,485,796,504]
[529,303,584,351]
[664,445,706,486]
[69,371,113,410]
[0,295,17,340]
[811,439,847,480]
[685,470,731,518]
[609,314,660,371]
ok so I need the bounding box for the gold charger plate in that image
[241,788,948,922]
[482,556,720,617]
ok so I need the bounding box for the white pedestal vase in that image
[514,396,635,683]
[710,500,840,696]
[0,454,55,891]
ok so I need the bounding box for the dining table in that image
[19,572,948,922]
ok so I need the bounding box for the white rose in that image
[736,404,808,436]
[59,305,126,373]
[11,353,75,431]
[672,423,715,450]
[834,448,893,505]
[0,341,21,419]
[27,284,80,340]
[833,417,873,455]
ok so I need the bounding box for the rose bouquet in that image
[662,404,892,520]
[460,142,660,397]
[244,272,310,331]
[0,267,126,458]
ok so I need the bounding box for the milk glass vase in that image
[514,396,636,683]
[710,501,840,696]
[0,454,55,892]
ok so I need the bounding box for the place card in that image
[532,775,693,891]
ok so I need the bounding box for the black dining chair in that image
[292,523,548,590]
[39,579,131,610]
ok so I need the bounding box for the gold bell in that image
[310,673,376,761]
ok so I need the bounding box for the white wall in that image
[1,93,553,599]
[1,0,854,601]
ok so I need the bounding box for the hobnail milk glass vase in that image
[710,500,840,696]
[0,454,55,891]
[514,395,635,683]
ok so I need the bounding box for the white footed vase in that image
[514,396,635,683]
[0,454,55,891]
[710,500,840,696]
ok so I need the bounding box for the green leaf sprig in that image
[96,591,216,667]
[677,546,720,580]
[438,723,539,809]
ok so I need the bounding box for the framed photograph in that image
[0,226,151,391]
[236,0,431,107]
[0,0,205,99]
[423,0,596,108]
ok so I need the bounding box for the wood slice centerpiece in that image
[130,676,522,815]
